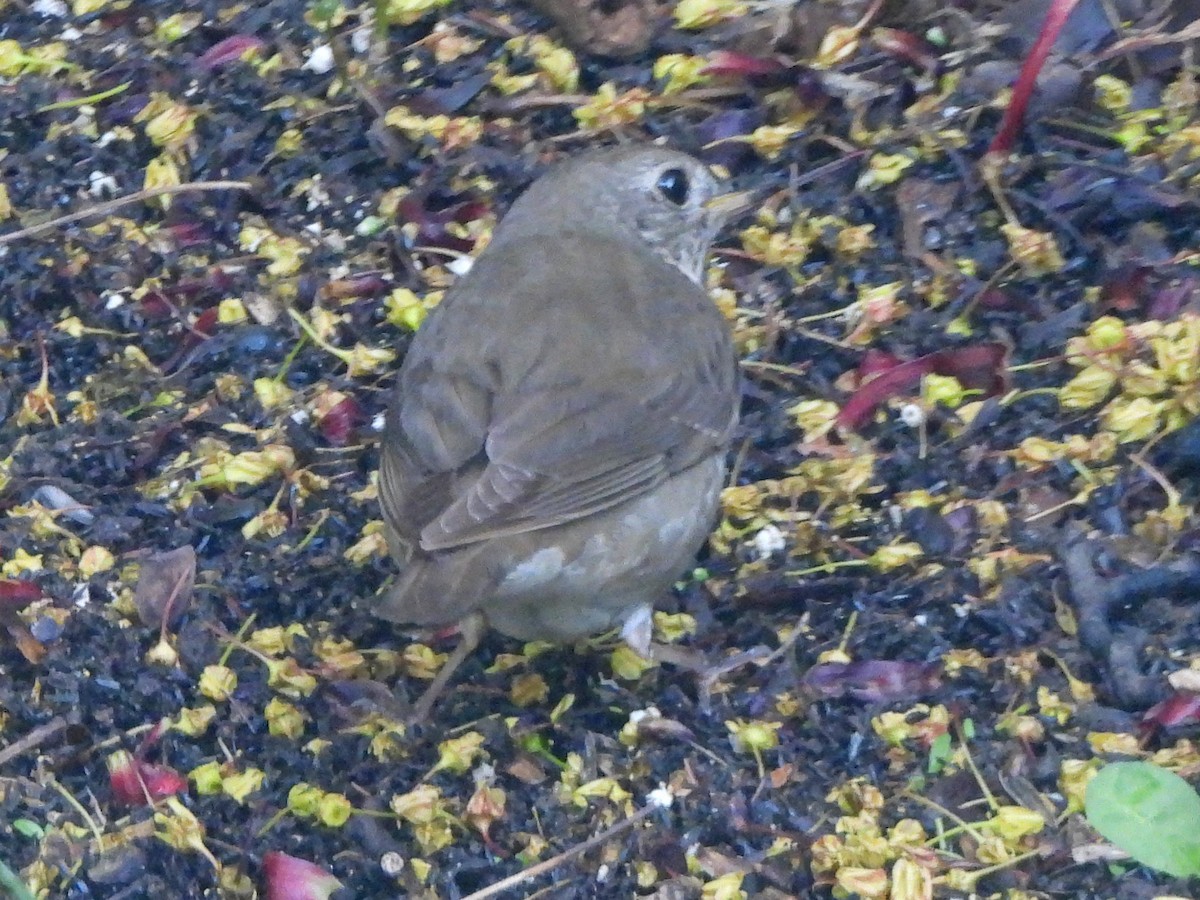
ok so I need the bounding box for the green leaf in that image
[1084,761,1200,877]
[927,732,951,774]
[0,858,35,900]
[10,819,42,840]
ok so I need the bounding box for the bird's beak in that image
[705,189,755,223]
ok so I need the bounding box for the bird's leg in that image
[407,611,487,723]
[620,603,708,669]
[620,604,771,710]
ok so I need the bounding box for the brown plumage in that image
[376,145,744,718]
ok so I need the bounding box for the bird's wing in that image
[381,237,738,554]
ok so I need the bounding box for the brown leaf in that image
[7,624,46,664]
[132,546,197,629]
[521,0,669,58]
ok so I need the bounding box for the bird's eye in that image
[655,168,689,206]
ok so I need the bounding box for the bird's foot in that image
[404,612,487,725]
[620,603,772,710]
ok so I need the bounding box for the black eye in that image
[655,168,689,206]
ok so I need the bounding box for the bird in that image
[376,144,746,720]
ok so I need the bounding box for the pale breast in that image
[487,455,725,642]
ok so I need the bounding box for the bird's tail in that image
[373,545,496,627]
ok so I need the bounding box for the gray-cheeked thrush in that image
[376,144,746,719]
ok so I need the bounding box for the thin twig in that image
[461,798,667,900]
[0,180,253,246]
[0,716,67,768]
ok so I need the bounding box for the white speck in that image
[103,291,126,310]
[1168,669,1200,692]
[89,171,118,197]
[620,603,654,655]
[290,410,310,424]
[447,256,474,277]
[380,852,405,877]
[72,583,91,607]
[61,26,82,41]
[900,403,925,427]
[647,787,674,809]
[628,706,660,726]
[596,865,610,883]
[372,412,386,431]
[471,762,495,786]
[502,547,564,589]
[753,524,786,559]
[33,485,94,524]
[305,178,330,212]
[96,131,119,149]
[351,25,372,55]
[914,614,927,626]
[304,44,335,74]
[31,0,67,15]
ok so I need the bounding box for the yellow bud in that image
[173,705,216,737]
[726,719,781,753]
[198,664,237,702]
[1058,365,1117,410]
[889,857,932,900]
[317,791,353,827]
[922,373,965,408]
[186,761,221,796]
[991,805,1045,842]
[834,866,888,899]
[611,644,657,680]
[510,672,549,707]
[1102,395,1162,443]
[221,767,264,804]
[79,545,115,578]
[1086,316,1127,351]
[431,732,487,775]
[674,0,744,29]
[1000,223,1065,276]
[287,782,323,817]
[265,697,306,739]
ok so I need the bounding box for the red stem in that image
[987,0,1083,155]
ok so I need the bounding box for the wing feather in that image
[380,233,737,556]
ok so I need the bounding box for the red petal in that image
[263,852,343,900]
[803,660,941,702]
[871,27,938,71]
[701,51,786,78]
[316,396,363,446]
[108,750,187,806]
[197,35,267,71]
[976,287,1016,310]
[192,306,219,338]
[164,222,212,248]
[929,343,1010,395]
[138,291,174,319]
[398,194,490,254]
[856,349,905,384]
[0,580,42,610]
[320,273,390,302]
[1142,692,1200,731]
[836,357,933,430]
[836,343,1008,431]
[135,719,169,758]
